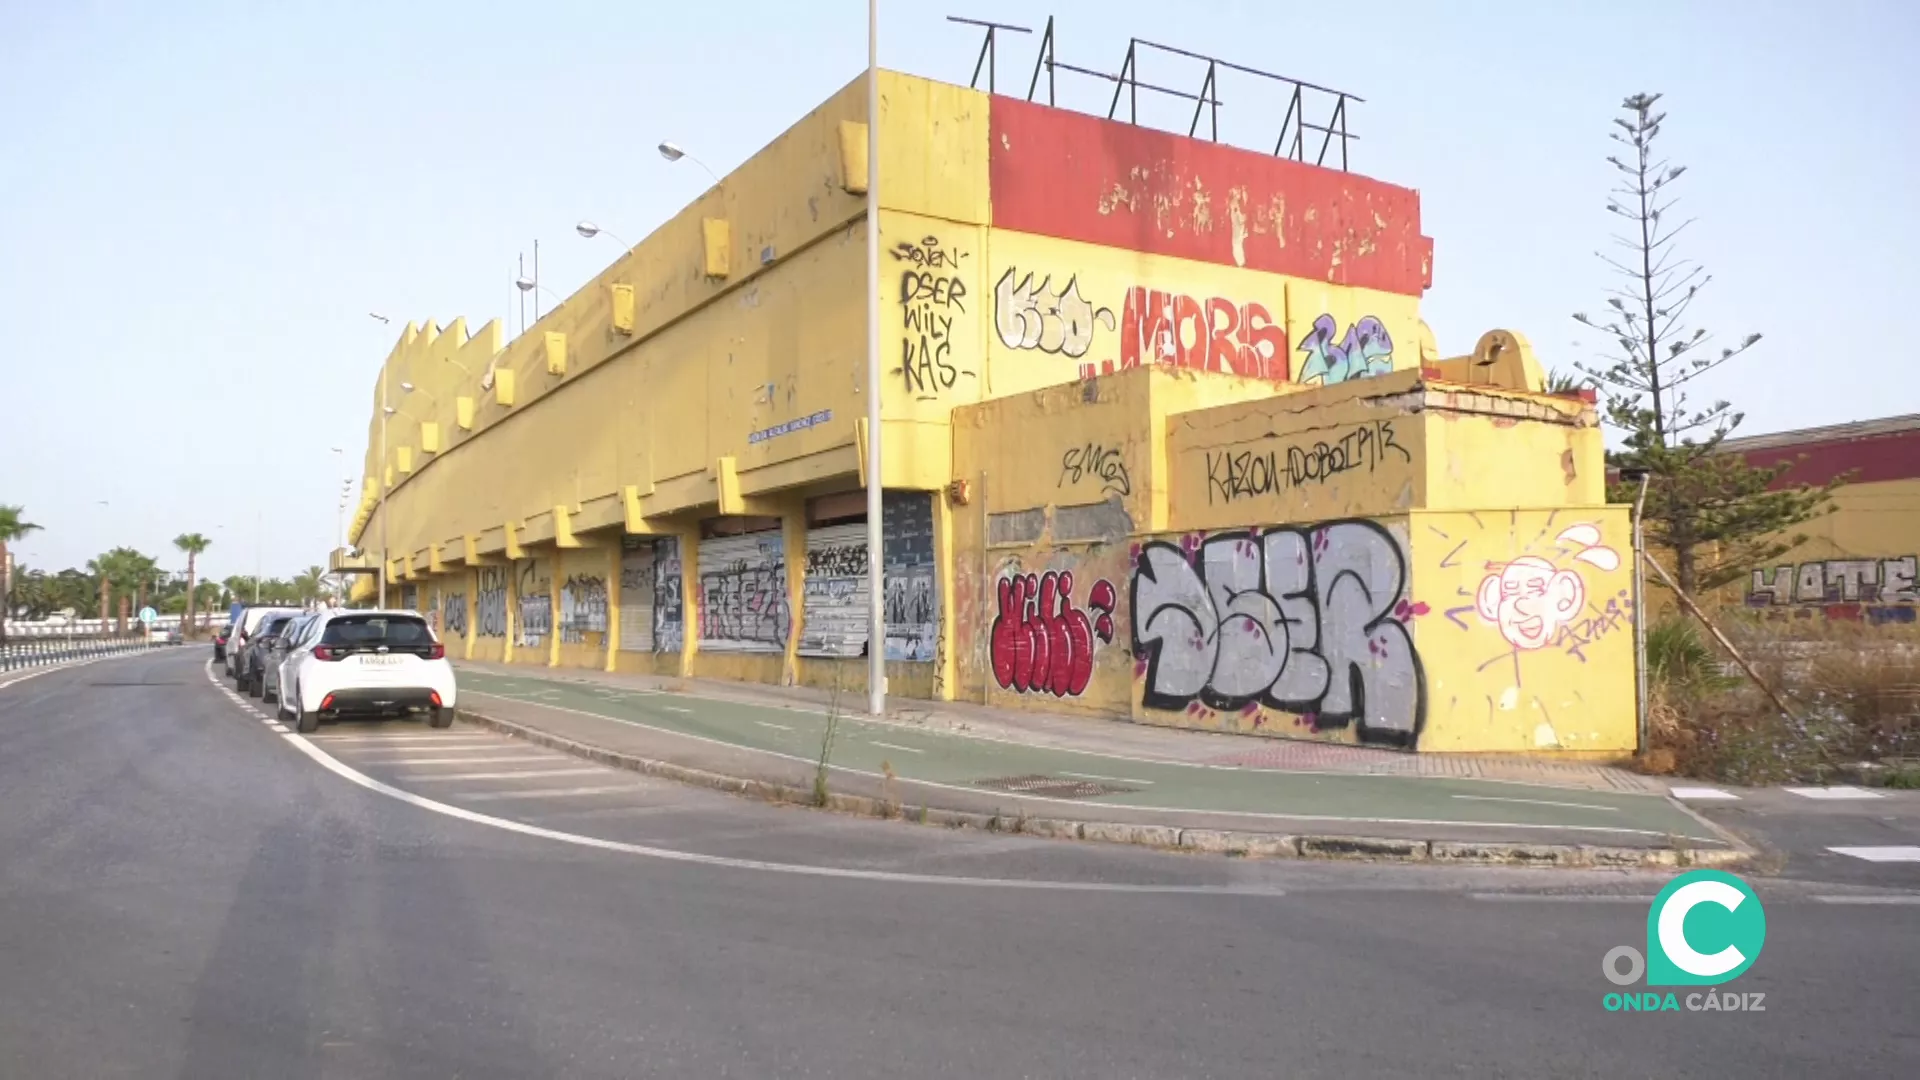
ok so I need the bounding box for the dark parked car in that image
[238,613,298,697]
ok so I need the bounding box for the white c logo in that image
[1657,880,1747,977]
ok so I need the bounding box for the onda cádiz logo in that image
[1601,869,1769,1013]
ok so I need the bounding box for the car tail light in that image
[320,693,336,711]
[312,645,342,661]
[427,643,445,660]
[429,691,443,707]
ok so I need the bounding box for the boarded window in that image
[797,523,868,657]
[618,538,656,653]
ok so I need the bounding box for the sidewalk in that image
[450,659,1741,865]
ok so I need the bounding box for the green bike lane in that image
[456,670,1724,846]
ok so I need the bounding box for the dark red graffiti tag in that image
[990,571,1117,697]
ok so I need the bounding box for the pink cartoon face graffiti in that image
[1474,524,1622,651]
[1477,556,1584,650]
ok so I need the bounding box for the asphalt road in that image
[3,649,1917,1079]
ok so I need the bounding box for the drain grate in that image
[973,774,1136,799]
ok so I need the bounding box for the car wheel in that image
[249,669,264,699]
[293,693,320,734]
[428,707,453,729]
[262,679,277,705]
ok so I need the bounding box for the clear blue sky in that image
[3,0,1915,582]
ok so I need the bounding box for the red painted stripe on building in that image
[1739,427,1920,487]
[987,96,1434,297]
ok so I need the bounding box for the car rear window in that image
[321,615,434,647]
[260,616,294,637]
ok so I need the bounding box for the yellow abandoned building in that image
[337,68,1634,756]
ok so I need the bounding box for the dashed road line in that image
[1784,786,1885,800]
[870,740,924,755]
[1669,787,1740,801]
[1061,770,1154,786]
[1452,794,1618,812]
[755,721,792,732]
[458,784,651,802]
[395,767,607,782]
[660,705,692,713]
[1813,895,1920,905]
[1828,846,1920,863]
[1468,893,1656,903]
[374,754,563,766]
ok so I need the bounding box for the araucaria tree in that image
[1574,93,1835,595]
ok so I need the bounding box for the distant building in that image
[1721,414,1920,625]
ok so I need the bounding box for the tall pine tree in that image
[1574,93,1835,595]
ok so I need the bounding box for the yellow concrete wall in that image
[1723,477,1920,628]
[1408,507,1634,753]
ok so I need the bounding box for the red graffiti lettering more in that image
[990,571,1117,697]
[1118,288,1288,380]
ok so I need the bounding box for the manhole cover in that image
[974,774,1136,799]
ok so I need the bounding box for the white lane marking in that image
[870,740,924,754]
[459,784,651,802]
[1468,893,1657,903]
[461,691,1725,843]
[1813,895,1920,905]
[755,721,792,732]
[312,730,495,737]
[1828,846,1920,863]
[660,705,692,713]
[269,723,291,733]
[1062,770,1155,786]
[1785,786,1885,800]
[350,744,520,756]
[1452,795,1618,812]
[1669,787,1739,801]
[376,754,563,766]
[396,767,607,782]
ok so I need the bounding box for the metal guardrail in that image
[0,636,182,673]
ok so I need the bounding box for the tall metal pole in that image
[863,0,885,717]
[379,365,390,610]
[1631,472,1651,754]
[253,508,262,603]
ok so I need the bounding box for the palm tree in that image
[89,547,151,634]
[0,504,41,646]
[294,565,327,606]
[174,533,211,632]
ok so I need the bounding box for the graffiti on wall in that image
[1131,521,1425,747]
[517,560,551,649]
[991,570,1117,697]
[1119,287,1288,380]
[894,236,973,397]
[1471,525,1621,652]
[475,567,508,638]
[1059,442,1132,498]
[883,492,938,661]
[994,269,1115,359]
[560,574,609,645]
[1295,314,1394,386]
[442,590,468,638]
[1434,517,1631,689]
[1747,556,1918,623]
[797,526,869,658]
[698,533,789,652]
[654,537,685,652]
[1204,419,1410,505]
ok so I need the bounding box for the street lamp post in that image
[863,0,884,717]
[657,142,723,188]
[575,221,634,251]
[1625,466,1652,754]
[371,312,392,609]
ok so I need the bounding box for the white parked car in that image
[274,609,456,734]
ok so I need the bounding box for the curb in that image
[455,706,1748,871]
